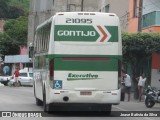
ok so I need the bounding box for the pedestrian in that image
[122,70,132,101]
[14,66,20,87]
[136,73,146,102]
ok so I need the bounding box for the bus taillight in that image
[118,60,122,89]
[50,59,54,83]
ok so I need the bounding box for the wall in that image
[143,0,160,15]
[142,26,160,32]
[150,52,160,89]
[28,0,99,46]
[127,0,139,32]
[98,0,129,32]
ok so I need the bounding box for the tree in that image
[0,0,9,18]
[122,32,160,99]
[0,33,20,58]
[8,5,25,19]
[0,0,26,19]
[3,16,28,46]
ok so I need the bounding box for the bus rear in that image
[48,12,122,111]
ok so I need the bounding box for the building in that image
[28,0,99,46]
[142,11,160,32]
[98,0,131,32]
[98,0,160,88]
[98,0,160,33]
[142,0,160,89]
[98,0,139,32]
[27,0,160,88]
[4,55,32,75]
[142,10,160,89]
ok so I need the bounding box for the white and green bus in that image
[32,12,122,113]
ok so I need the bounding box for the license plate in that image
[80,91,92,95]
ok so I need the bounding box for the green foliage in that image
[122,32,160,99]
[0,0,29,19]
[4,16,28,46]
[0,0,9,18]
[9,0,30,11]
[0,0,29,57]
[0,32,20,56]
[122,32,160,63]
[8,5,25,19]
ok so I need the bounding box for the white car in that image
[9,72,33,86]
[0,76,11,86]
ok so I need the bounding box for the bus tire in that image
[106,104,112,116]
[43,89,51,113]
[36,98,43,106]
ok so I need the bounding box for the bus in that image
[31,12,122,114]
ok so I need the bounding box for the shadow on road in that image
[42,111,119,117]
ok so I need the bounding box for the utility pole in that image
[81,0,84,11]
[138,0,143,32]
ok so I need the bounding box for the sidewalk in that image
[123,92,145,102]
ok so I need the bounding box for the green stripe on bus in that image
[54,58,118,71]
[106,26,118,42]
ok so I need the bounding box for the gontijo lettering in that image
[57,30,96,37]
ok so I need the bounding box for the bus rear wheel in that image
[43,90,51,113]
[36,98,43,106]
[105,104,112,116]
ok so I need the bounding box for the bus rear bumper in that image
[48,89,121,104]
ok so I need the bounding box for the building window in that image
[133,0,137,17]
[105,4,110,13]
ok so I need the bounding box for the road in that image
[0,86,160,120]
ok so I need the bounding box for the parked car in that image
[0,82,4,87]
[8,72,33,86]
[0,76,11,86]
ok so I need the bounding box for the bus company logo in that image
[55,25,112,42]
[67,73,100,81]
[57,30,96,37]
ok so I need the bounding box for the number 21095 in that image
[66,18,92,24]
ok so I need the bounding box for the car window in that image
[20,73,27,77]
[29,73,33,77]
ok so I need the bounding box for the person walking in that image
[136,73,146,102]
[14,66,20,87]
[122,70,132,101]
